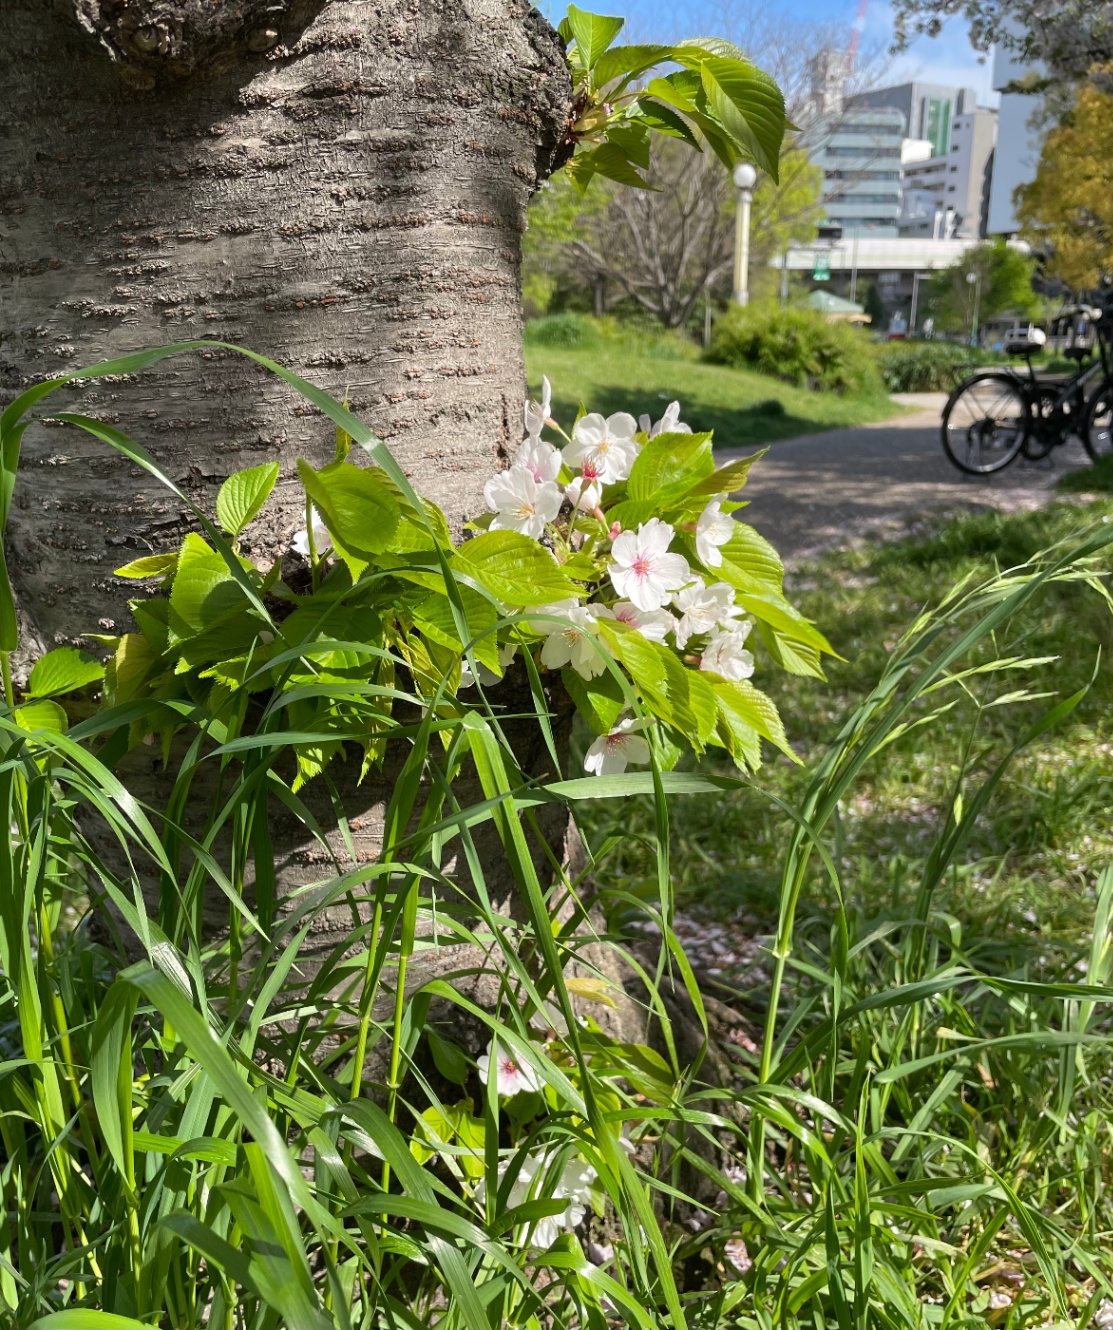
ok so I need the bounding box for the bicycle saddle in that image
[1063,346,1093,361]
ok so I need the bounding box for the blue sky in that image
[543,1,1000,107]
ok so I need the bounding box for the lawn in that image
[524,342,906,449]
[575,496,1113,1320]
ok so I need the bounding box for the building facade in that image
[810,106,907,238]
[985,44,1044,235]
[900,98,997,239]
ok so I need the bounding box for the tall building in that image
[899,99,997,238]
[853,81,966,155]
[985,44,1044,235]
[810,107,907,238]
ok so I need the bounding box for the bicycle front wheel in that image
[1083,380,1113,461]
[941,373,1028,475]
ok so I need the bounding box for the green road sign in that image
[812,253,831,282]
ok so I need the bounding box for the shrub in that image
[523,313,694,360]
[872,339,982,392]
[704,303,883,396]
[522,311,603,348]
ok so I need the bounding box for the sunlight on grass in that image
[524,343,906,451]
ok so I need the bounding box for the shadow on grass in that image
[1056,454,1113,494]
[550,385,844,451]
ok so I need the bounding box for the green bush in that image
[704,303,883,396]
[872,339,982,392]
[523,313,694,360]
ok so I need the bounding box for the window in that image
[948,185,956,192]
[825,146,900,158]
[827,193,899,204]
[950,165,958,172]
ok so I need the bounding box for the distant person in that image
[922,317,934,340]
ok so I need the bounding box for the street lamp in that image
[732,161,757,306]
[966,268,982,348]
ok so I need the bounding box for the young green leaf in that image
[27,646,104,698]
[566,5,625,71]
[216,461,280,536]
[113,551,179,580]
[626,432,714,502]
[456,530,579,607]
[297,459,400,557]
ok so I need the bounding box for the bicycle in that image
[940,295,1113,475]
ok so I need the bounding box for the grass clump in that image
[704,303,884,397]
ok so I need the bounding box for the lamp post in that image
[967,268,982,347]
[732,162,757,306]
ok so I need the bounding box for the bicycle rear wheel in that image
[1083,380,1113,461]
[941,373,1029,475]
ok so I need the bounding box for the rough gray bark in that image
[2,0,653,1048]
[0,0,570,656]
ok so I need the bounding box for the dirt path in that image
[725,393,1092,563]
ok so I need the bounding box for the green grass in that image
[524,343,906,449]
[1058,454,1113,494]
[574,497,1113,1323]
[585,496,1113,938]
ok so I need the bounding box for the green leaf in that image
[599,621,715,746]
[15,699,68,733]
[427,1030,470,1085]
[627,98,701,149]
[566,5,625,69]
[592,43,673,89]
[412,588,500,673]
[689,449,766,497]
[756,621,826,679]
[627,432,714,503]
[688,54,785,178]
[456,530,579,607]
[713,677,795,761]
[113,551,179,580]
[169,532,252,636]
[28,1316,156,1330]
[573,143,652,190]
[90,980,139,1181]
[27,646,104,698]
[216,461,280,536]
[562,665,628,735]
[714,522,784,594]
[297,459,400,558]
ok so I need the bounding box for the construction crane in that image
[846,0,870,63]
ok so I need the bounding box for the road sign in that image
[812,253,831,282]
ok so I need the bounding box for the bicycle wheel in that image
[1083,380,1113,461]
[941,373,1029,475]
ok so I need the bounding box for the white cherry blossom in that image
[524,375,552,440]
[564,412,640,484]
[477,1038,543,1098]
[566,475,602,512]
[538,604,613,680]
[609,518,690,612]
[640,400,692,437]
[515,437,562,484]
[611,600,676,643]
[477,1148,597,1250]
[292,506,332,558]
[584,717,652,776]
[459,643,518,690]
[695,498,735,568]
[700,622,755,681]
[672,578,743,649]
[483,465,563,539]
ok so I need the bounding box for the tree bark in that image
[0,0,571,657]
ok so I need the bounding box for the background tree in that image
[524,140,821,326]
[1016,83,1113,288]
[926,240,1038,337]
[889,0,1113,85]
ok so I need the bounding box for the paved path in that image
[726,393,1092,563]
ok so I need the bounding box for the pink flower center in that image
[499,1056,520,1076]
[631,555,652,580]
[582,459,602,482]
[605,733,626,751]
[615,606,637,624]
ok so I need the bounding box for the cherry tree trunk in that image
[0,0,570,654]
[0,0,660,1050]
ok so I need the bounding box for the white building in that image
[900,99,997,239]
[985,44,1045,236]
